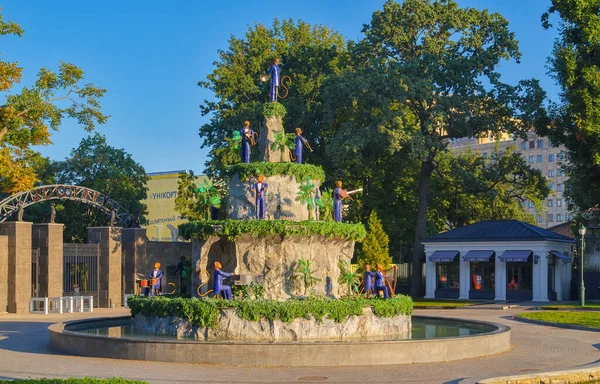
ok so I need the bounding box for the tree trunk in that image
[410,159,435,297]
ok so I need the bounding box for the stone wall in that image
[131,307,411,341]
[193,234,355,299]
[227,174,320,221]
[0,236,7,312]
[141,240,193,294]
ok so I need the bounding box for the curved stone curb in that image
[511,315,600,332]
[458,363,600,384]
[48,315,511,367]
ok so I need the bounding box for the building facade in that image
[448,133,571,229]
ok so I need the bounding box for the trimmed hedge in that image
[178,219,366,241]
[128,296,413,328]
[227,162,326,183]
[3,379,146,384]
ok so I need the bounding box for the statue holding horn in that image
[294,127,312,164]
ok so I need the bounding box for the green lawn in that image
[517,311,600,328]
[412,299,474,308]
[540,303,600,310]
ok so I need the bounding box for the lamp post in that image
[578,224,586,307]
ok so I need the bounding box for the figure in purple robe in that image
[240,121,254,164]
[294,127,310,164]
[268,58,280,102]
[213,261,234,300]
[363,264,375,295]
[333,180,348,222]
[145,263,163,296]
[374,264,389,299]
[252,175,268,219]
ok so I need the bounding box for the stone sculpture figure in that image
[16,201,24,222]
[50,203,56,223]
[363,264,375,295]
[374,264,390,299]
[213,261,234,300]
[252,175,268,220]
[240,120,254,164]
[267,58,280,102]
[146,262,163,296]
[110,209,117,226]
[333,180,348,223]
[294,127,311,164]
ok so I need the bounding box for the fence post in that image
[43,297,48,315]
[89,296,93,312]
[79,296,84,312]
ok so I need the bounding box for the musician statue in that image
[252,175,268,219]
[294,127,312,164]
[49,203,56,224]
[213,261,235,300]
[16,201,24,222]
[145,262,163,297]
[267,58,280,102]
[333,181,363,222]
[363,264,375,295]
[239,120,255,163]
[374,264,390,299]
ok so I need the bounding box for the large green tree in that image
[198,19,349,177]
[53,134,148,242]
[539,1,600,215]
[0,10,108,193]
[334,0,546,295]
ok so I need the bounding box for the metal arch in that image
[0,184,132,225]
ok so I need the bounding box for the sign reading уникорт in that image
[142,170,208,241]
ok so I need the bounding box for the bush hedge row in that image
[128,296,413,328]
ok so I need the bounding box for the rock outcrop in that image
[259,116,290,162]
[131,307,411,341]
[193,234,355,300]
[226,173,320,221]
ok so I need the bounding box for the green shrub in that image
[227,162,325,183]
[127,295,413,327]
[357,211,392,270]
[178,219,366,241]
[3,379,147,384]
[262,101,287,118]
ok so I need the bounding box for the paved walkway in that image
[0,305,598,384]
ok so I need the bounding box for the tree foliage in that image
[175,171,221,221]
[52,134,148,242]
[0,10,108,193]
[539,1,600,215]
[357,211,392,270]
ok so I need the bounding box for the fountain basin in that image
[48,316,510,366]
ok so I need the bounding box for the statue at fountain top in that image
[267,58,280,102]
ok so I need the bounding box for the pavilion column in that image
[532,252,549,302]
[459,257,470,300]
[495,256,506,301]
[424,258,436,299]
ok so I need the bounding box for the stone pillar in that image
[0,236,8,312]
[121,228,147,297]
[0,222,33,313]
[87,227,122,308]
[32,224,64,298]
[459,258,470,300]
[495,257,506,301]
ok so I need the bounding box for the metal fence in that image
[350,262,426,286]
[63,243,100,307]
[31,248,40,298]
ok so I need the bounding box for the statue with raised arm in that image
[267,58,280,102]
[294,127,312,164]
[240,120,254,164]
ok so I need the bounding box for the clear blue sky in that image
[1,0,558,174]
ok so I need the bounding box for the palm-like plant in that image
[316,189,334,221]
[296,177,316,220]
[71,264,89,292]
[227,131,242,150]
[195,179,222,220]
[337,260,361,296]
[294,258,321,296]
[270,130,296,162]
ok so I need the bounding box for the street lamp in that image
[578,224,586,307]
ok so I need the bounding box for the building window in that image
[549,183,554,191]
[529,155,534,163]
[521,141,527,150]
[548,139,553,147]
[547,214,554,222]
[549,153,554,162]
[470,261,495,291]
[566,214,572,221]
[558,152,564,160]
[483,152,488,159]
[557,214,562,222]
[437,261,460,290]
[522,200,527,207]
[557,199,562,207]
[461,137,465,142]
[529,141,535,149]
[537,154,543,163]
[452,138,457,143]
[548,199,554,207]
[558,169,564,176]
[491,152,497,159]
[537,139,544,148]
[537,215,543,223]
[549,170,554,177]
[529,201,534,208]
[557,184,563,192]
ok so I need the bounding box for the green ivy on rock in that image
[227,162,326,183]
[178,219,366,241]
[262,101,287,119]
[127,296,413,327]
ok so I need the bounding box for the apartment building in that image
[448,133,571,229]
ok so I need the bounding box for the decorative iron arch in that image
[0,184,133,225]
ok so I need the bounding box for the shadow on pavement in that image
[0,321,58,355]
